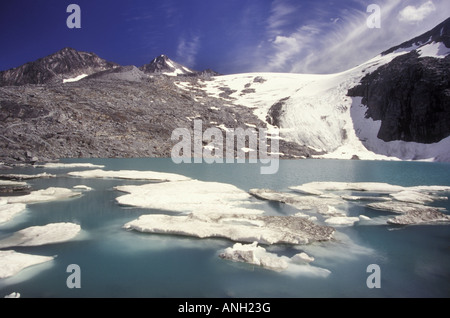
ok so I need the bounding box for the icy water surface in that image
[0,158,449,298]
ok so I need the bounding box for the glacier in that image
[188,45,450,162]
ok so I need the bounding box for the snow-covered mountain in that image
[0,19,449,164]
[139,54,196,76]
[194,18,450,162]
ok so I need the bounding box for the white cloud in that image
[398,1,436,23]
[246,0,449,74]
[176,35,200,68]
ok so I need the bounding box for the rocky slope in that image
[0,72,312,164]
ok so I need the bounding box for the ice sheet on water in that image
[0,201,27,224]
[0,250,54,279]
[116,180,261,214]
[69,169,191,182]
[123,213,334,245]
[37,163,104,169]
[218,242,330,277]
[0,223,81,248]
[5,187,82,204]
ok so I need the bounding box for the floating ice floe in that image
[69,169,191,182]
[290,182,407,194]
[387,209,450,225]
[390,190,447,205]
[0,250,54,279]
[0,180,28,187]
[219,242,330,277]
[0,200,27,224]
[325,216,361,226]
[0,173,55,180]
[219,242,289,271]
[367,201,446,214]
[36,163,105,169]
[116,180,262,214]
[73,185,93,191]
[5,187,82,204]
[0,223,81,248]
[249,188,345,214]
[4,292,21,298]
[124,213,335,245]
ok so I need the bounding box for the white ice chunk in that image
[0,202,27,224]
[387,209,450,225]
[325,216,360,226]
[219,242,330,277]
[367,201,445,214]
[390,190,447,204]
[0,180,28,187]
[4,292,21,298]
[249,188,345,215]
[37,163,104,169]
[0,250,54,279]
[124,213,334,245]
[292,182,406,193]
[116,180,262,215]
[291,252,315,264]
[69,169,191,182]
[0,223,81,248]
[0,172,55,180]
[219,242,289,271]
[6,187,81,204]
[73,185,93,191]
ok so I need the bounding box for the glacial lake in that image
[1,158,450,298]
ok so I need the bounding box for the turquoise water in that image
[0,158,449,298]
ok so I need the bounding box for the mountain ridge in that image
[0,18,449,164]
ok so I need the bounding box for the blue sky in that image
[1,0,449,74]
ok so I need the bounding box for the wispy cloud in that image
[247,0,450,74]
[398,1,436,23]
[176,35,201,68]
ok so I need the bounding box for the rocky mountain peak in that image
[0,48,119,87]
[139,54,195,76]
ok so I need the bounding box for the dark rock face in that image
[266,97,289,128]
[0,47,119,87]
[348,52,450,144]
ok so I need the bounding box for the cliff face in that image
[348,52,450,144]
